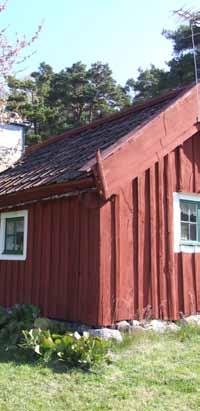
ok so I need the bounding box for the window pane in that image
[190,224,197,241]
[180,202,189,221]
[181,223,189,240]
[6,220,15,235]
[4,217,24,254]
[189,203,197,222]
[16,219,24,233]
[16,232,23,253]
[5,235,15,251]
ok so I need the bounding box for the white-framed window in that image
[173,192,200,253]
[0,210,28,260]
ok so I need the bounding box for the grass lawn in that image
[0,327,200,411]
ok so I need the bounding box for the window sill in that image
[175,243,200,253]
[3,251,23,256]
[0,253,26,261]
[180,242,200,246]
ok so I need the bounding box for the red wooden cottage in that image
[0,83,200,326]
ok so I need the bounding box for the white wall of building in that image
[0,124,24,172]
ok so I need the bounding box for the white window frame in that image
[173,192,200,253]
[0,210,28,260]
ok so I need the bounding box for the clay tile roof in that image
[0,86,190,196]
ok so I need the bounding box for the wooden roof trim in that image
[0,175,95,207]
[26,85,192,157]
[100,85,200,197]
[94,149,109,200]
[81,83,196,172]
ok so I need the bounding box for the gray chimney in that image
[0,123,25,172]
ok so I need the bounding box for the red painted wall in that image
[0,192,101,326]
[99,132,200,325]
[1,134,200,326]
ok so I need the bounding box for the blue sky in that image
[1,0,199,85]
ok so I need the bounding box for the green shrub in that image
[34,317,53,330]
[21,328,109,368]
[0,304,40,349]
[34,317,69,334]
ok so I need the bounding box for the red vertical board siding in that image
[116,184,134,321]
[194,254,200,311]
[99,132,200,324]
[149,165,159,317]
[137,174,145,319]
[143,170,151,312]
[32,203,42,307]
[99,200,113,325]
[2,133,200,325]
[0,193,100,326]
[192,134,200,311]
[132,178,139,317]
[157,158,168,319]
[23,206,34,304]
[87,205,100,324]
[179,139,194,193]
[78,200,90,322]
[40,202,52,316]
[165,153,178,319]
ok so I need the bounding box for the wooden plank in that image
[53,201,62,318]
[78,199,89,322]
[137,174,145,319]
[10,261,18,306]
[149,165,159,317]
[23,206,34,304]
[0,177,95,208]
[181,253,196,315]
[132,178,138,318]
[179,139,194,193]
[59,198,69,318]
[69,197,80,320]
[165,153,178,318]
[99,200,112,325]
[194,254,200,311]
[42,202,51,315]
[175,253,184,315]
[117,184,134,321]
[143,170,151,315]
[87,204,100,325]
[110,196,117,322]
[34,203,42,308]
[157,159,168,319]
[193,133,200,192]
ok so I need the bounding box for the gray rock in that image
[88,328,123,342]
[144,319,167,333]
[166,322,180,332]
[77,324,90,333]
[129,320,140,327]
[185,315,200,326]
[116,320,131,332]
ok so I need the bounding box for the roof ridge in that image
[26,84,193,156]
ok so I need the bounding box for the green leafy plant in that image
[34,317,69,334]
[21,328,109,368]
[0,304,40,350]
